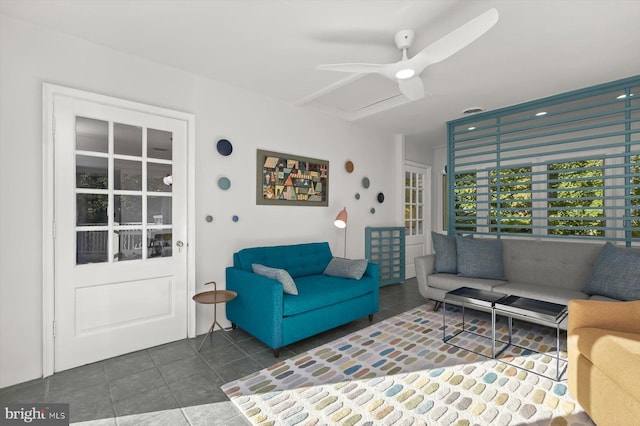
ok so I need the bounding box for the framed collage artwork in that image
[256,149,329,206]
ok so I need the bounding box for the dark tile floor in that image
[0,278,426,425]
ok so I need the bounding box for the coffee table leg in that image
[556,324,560,381]
[491,308,496,358]
[442,301,447,341]
[508,316,512,345]
[462,305,465,332]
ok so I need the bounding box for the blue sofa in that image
[226,242,379,356]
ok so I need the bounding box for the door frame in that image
[42,83,196,378]
[404,160,431,278]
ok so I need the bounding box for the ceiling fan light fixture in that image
[395,68,416,80]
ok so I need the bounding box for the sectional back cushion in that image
[584,242,640,301]
[234,242,333,278]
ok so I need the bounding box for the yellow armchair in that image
[568,299,640,426]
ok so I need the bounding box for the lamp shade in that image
[334,207,348,229]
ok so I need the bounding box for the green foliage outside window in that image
[454,172,477,232]
[490,167,532,233]
[547,159,605,236]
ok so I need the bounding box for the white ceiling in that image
[2,0,640,145]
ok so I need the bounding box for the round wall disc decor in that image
[377,192,385,203]
[370,207,376,214]
[232,215,239,222]
[355,193,360,200]
[218,176,231,190]
[216,139,233,156]
[362,177,370,189]
[345,161,354,173]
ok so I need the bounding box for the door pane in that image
[148,163,172,193]
[77,231,108,264]
[76,156,108,189]
[77,194,108,226]
[114,229,142,262]
[114,159,142,190]
[114,123,142,156]
[148,128,172,160]
[76,117,108,153]
[114,195,142,224]
[147,196,172,225]
[148,230,172,258]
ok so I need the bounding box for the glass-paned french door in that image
[75,116,174,264]
[405,170,424,237]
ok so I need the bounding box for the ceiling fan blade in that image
[398,76,425,100]
[409,8,499,73]
[317,63,391,75]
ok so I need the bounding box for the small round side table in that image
[193,281,237,351]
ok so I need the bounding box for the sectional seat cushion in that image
[498,281,589,306]
[323,257,368,280]
[584,242,640,301]
[252,264,298,295]
[283,275,374,316]
[428,273,506,293]
[456,236,507,280]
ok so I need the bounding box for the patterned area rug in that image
[222,305,594,425]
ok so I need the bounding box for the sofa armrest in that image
[568,299,640,334]
[364,261,379,283]
[225,267,285,348]
[415,254,435,286]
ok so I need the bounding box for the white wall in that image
[0,15,400,388]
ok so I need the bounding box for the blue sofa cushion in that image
[283,275,374,316]
[432,232,458,273]
[252,264,298,295]
[456,236,507,280]
[584,242,640,301]
[323,257,368,280]
[234,242,333,278]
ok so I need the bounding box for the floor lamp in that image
[334,207,348,258]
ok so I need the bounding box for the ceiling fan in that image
[317,8,499,101]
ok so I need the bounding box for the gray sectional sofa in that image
[416,236,640,329]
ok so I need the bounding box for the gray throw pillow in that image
[323,257,368,280]
[456,236,507,280]
[584,242,640,301]
[252,264,298,295]
[431,232,458,273]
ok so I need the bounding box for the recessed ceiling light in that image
[462,107,484,114]
[467,126,476,131]
[535,111,547,117]
[395,68,415,80]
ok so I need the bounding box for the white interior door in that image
[404,163,431,278]
[53,94,188,372]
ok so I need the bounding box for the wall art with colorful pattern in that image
[256,149,329,206]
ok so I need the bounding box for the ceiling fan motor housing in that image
[394,30,415,50]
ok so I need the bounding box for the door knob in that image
[176,241,184,247]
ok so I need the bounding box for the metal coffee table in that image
[494,295,568,381]
[443,288,569,381]
[443,287,507,358]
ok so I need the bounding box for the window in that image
[447,76,639,245]
[547,159,605,236]
[490,166,532,234]
[453,172,477,232]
